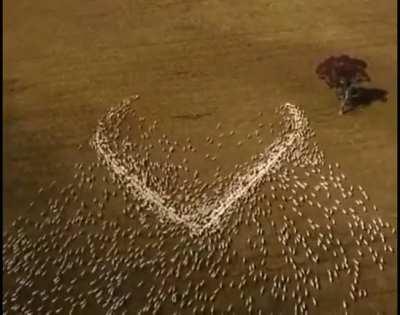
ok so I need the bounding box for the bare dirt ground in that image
[3,0,397,314]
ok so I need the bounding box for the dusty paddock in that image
[3,0,397,314]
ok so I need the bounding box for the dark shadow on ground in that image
[352,87,388,106]
[342,87,388,113]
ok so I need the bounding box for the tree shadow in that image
[352,87,388,106]
[343,87,388,113]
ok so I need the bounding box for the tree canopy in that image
[316,55,370,89]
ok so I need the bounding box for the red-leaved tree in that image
[316,55,371,113]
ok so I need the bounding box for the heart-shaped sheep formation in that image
[3,95,395,315]
[91,96,323,235]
